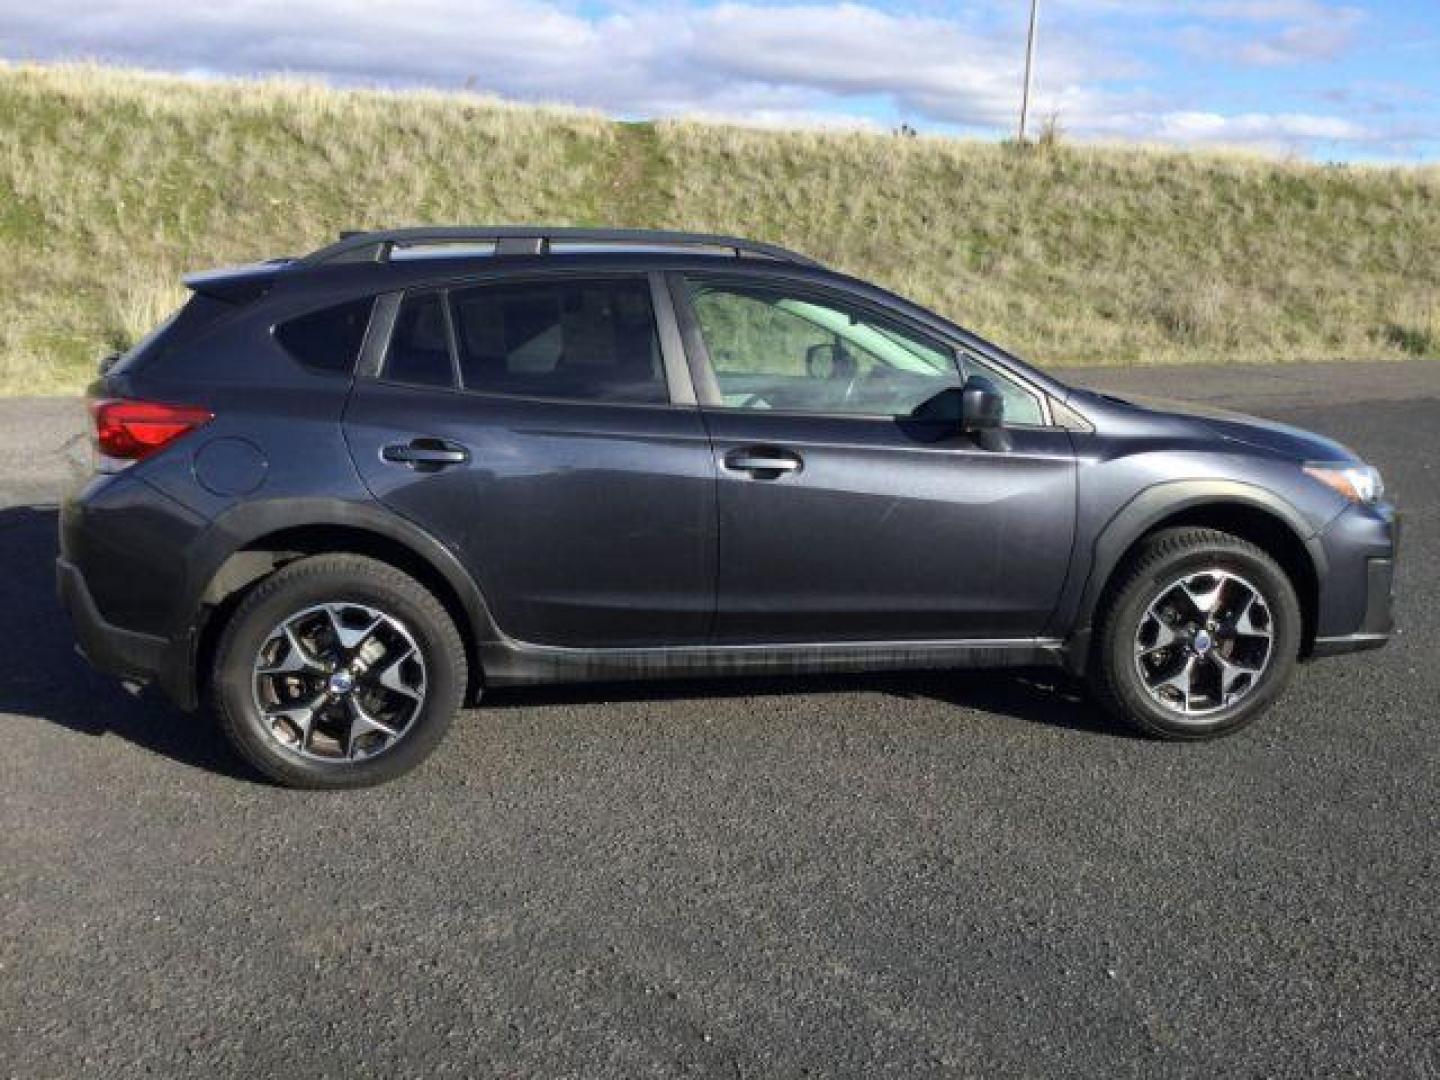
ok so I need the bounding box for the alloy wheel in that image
[1132,569,1274,719]
[251,602,427,761]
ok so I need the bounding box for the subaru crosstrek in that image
[59,227,1398,788]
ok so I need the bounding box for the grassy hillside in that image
[2,62,1437,394]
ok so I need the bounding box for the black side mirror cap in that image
[907,378,1011,451]
[960,374,1005,431]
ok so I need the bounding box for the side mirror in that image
[960,374,1004,431]
[907,377,1011,450]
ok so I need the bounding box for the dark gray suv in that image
[59,227,1397,787]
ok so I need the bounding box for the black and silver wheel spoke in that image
[1177,574,1226,619]
[325,604,385,652]
[262,691,329,752]
[252,602,428,763]
[1212,651,1263,698]
[1232,591,1273,640]
[1152,654,1198,713]
[373,646,424,702]
[344,696,401,759]
[1133,569,1274,719]
[256,624,329,676]
[1135,609,1181,662]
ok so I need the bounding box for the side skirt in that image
[479,636,1069,687]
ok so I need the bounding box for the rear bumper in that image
[57,557,197,709]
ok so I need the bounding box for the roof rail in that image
[296,226,822,269]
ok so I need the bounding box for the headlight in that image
[1304,462,1384,505]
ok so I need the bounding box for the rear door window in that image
[384,292,456,388]
[449,277,667,404]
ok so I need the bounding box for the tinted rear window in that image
[109,293,237,376]
[450,278,665,404]
[275,297,374,374]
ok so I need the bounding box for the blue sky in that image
[1,1,1435,160]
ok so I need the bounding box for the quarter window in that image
[449,278,666,404]
[275,297,374,374]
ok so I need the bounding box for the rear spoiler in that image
[181,259,290,303]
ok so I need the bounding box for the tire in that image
[1089,527,1301,740]
[210,554,468,789]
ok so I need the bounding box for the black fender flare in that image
[1056,479,1327,673]
[188,496,501,640]
[171,497,502,706]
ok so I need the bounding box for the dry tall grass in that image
[1,62,1436,394]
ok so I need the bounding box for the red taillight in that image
[89,399,213,464]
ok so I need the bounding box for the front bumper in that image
[57,557,197,708]
[1308,500,1398,658]
[1310,555,1395,657]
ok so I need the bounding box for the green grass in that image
[2,62,1437,394]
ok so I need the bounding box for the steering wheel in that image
[844,365,897,409]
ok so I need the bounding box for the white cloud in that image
[1238,7,1364,66]
[1060,0,1349,21]
[0,0,1121,130]
[1154,110,1368,142]
[1068,0,1365,69]
[0,0,1406,153]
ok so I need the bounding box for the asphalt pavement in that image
[2,362,1437,1077]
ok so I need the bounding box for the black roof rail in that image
[296,226,822,269]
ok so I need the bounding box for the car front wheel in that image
[1091,527,1301,740]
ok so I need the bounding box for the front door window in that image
[685,280,960,416]
[684,277,1046,425]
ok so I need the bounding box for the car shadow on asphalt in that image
[0,504,260,782]
[481,668,1128,738]
[0,504,1129,783]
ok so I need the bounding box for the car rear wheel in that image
[1090,527,1301,739]
[211,554,467,788]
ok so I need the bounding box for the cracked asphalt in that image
[2,362,1437,1077]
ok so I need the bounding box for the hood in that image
[1076,390,1361,464]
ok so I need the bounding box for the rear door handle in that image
[382,438,471,469]
[723,447,803,476]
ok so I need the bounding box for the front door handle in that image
[382,438,471,469]
[723,447,803,476]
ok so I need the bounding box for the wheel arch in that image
[188,501,498,706]
[1064,481,1325,671]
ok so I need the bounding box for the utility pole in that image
[1018,0,1040,142]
